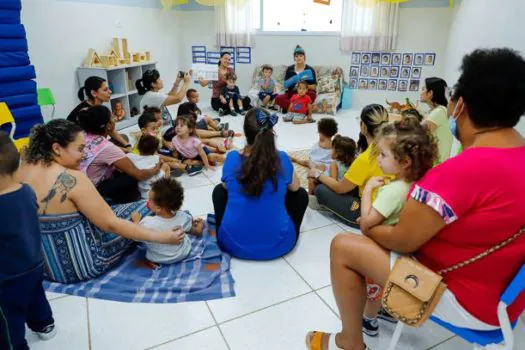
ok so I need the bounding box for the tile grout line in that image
[144,325,217,350]
[216,290,315,327]
[425,335,457,349]
[205,302,232,350]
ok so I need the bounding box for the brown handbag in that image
[382,226,525,327]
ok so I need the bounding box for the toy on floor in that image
[113,102,125,121]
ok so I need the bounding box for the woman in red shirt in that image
[305,48,525,350]
[198,52,251,112]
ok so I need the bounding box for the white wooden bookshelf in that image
[77,62,157,130]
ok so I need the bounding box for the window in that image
[260,0,343,32]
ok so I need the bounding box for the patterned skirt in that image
[39,201,150,284]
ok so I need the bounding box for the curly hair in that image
[376,116,438,182]
[317,118,338,138]
[332,135,357,167]
[238,108,281,197]
[401,108,424,122]
[24,119,83,166]
[137,135,159,156]
[150,178,184,213]
[454,48,525,129]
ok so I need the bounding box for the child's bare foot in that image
[131,211,142,224]
[190,218,205,237]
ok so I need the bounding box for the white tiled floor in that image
[31,109,525,349]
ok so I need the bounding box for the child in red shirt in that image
[283,81,314,124]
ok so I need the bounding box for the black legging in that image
[212,184,308,238]
[314,184,360,228]
[97,172,140,204]
[211,97,252,113]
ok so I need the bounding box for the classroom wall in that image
[176,7,453,109]
[22,0,181,120]
[444,0,525,135]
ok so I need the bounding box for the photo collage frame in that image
[349,51,435,92]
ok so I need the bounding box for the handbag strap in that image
[438,226,525,275]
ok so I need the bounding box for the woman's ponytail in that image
[136,79,146,95]
[238,109,280,197]
[77,87,86,101]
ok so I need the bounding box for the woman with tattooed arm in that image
[19,119,185,284]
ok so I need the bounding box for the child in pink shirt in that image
[171,115,225,169]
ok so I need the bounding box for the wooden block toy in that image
[112,38,121,57]
[145,51,151,61]
[122,38,130,60]
[99,55,110,68]
[140,54,146,62]
[84,48,102,67]
[132,53,141,63]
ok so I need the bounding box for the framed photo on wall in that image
[378,79,388,91]
[424,53,436,66]
[392,53,402,65]
[388,79,397,91]
[390,66,400,78]
[411,67,422,79]
[398,80,408,92]
[370,65,379,78]
[403,53,413,65]
[369,79,378,90]
[360,65,370,77]
[414,53,425,66]
[401,66,411,79]
[351,52,361,65]
[380,66,390,78]
[349,78,358,89]
[409,80,420,92]
[350,66,360,78]
[371,53,381,64]
[381,53,391,65]
[361,53,371,65]
[359,79,368,90]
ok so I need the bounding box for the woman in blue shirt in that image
[212,109,309,260]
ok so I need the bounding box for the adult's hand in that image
[164,226,186,245]
[184,71,192,84]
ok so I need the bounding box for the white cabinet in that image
[77,62,157,130]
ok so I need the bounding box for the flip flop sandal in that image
[305,331,370,350]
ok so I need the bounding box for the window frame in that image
[254,0,343,36]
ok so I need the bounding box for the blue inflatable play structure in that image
[0,0,43,139]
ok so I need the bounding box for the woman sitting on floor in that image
[78,105,162,204]
[20,119,184,284]
[67,76,131,152]
[309,104,391,227]
[212,108,308,260]
[305,48,525,350]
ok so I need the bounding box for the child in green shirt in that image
[358,116,439,337]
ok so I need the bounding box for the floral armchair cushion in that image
[249,65,345,115]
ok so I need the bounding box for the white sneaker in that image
[35,324,57,341]
[308,195,321,210]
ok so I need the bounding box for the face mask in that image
[448,103,462,140]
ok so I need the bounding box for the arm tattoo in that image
[41,171,77,205]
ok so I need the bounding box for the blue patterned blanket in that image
[44,215,236,303]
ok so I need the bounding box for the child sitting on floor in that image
[328,135,357,181]
[257,64,277,108]
[291,117,338,173]
[127,135,172,199]
[358,116,438,337]
[0,132,56,349]
[132,112,191,174]
[177,89,228,132]
[142,106,172,150]
[219,72,246,116]
[283,81,314,124]
[133,178,204,264]
[172,115,225,170]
